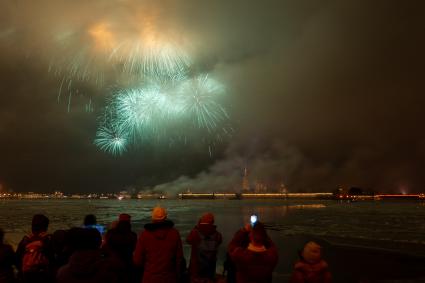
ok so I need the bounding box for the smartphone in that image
[250,214,258,226]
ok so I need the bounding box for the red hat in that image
[199,212,214,224]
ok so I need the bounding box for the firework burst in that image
[177,74,228,131]
[49,19,191,98]
[94,123,128,156]
[95,73,231,155]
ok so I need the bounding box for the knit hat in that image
[119,213,131,222]
[302,241,322,263]
[199,212,214,224]
[152,206,167,221]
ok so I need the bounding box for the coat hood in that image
[196,223,218,236]
[144,220,175,240]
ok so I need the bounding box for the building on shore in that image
[177,192,334,199]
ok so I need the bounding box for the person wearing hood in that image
[56,227,125,283]
[289,241,332,283]
[187,212,222,283]
[104,214,137,264]
[103,214,138,282]
[230,222,278,283]
[133,206,183,283]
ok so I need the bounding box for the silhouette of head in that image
[84,214,97,226]
[118,213,131,222]
[32,214,49,233]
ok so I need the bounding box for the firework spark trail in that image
[67,91,72,113]
[57,77,65,103]
[109,36,192,81]
[85,98,93,113]
[48,26,116,107]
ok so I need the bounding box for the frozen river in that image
[1,199,425,281]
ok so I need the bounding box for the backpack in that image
[197,230,220,278]
[22,234,50,273]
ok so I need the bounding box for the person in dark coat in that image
[51,229,71,272]
[133,206,183,283]
[104,214,137,265]
[187,212,222,283]
[16,214,54,283]
[103,214,138,282]
[229,222,278,283]
[289,242,331,283]
[0,228,16,283]
[57,227,125,283]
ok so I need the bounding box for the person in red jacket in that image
[187,212,222,283]
[289,241,331,283]
[16,214,55,283]
[230,222,278,283]
[133,206,183,283]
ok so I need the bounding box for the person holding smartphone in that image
[226,216,278,283]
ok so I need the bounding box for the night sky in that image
[1,0,425,193]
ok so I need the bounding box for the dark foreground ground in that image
[271,235,425,283]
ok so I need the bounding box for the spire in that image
[242,166,250,192]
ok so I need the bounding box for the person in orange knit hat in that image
[187,212,222,283]
[133,206,183,283]
[289,241,332,283]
